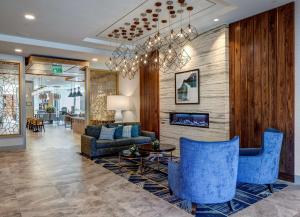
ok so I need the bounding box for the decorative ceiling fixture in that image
[106,0,198,79]
[76,87,83,97]
[68,86,83,97]
[68,88,73,97]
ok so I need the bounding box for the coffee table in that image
[119,149,149,174]
[139,144,176,170]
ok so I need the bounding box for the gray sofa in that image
[81,122,156,159]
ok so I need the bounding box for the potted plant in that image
[152,139,160,151]
[46,106,56,124]
[129,144,139,156]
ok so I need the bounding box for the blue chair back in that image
[180,136,239,204]
[260,128,284,183]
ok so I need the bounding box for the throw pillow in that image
[114,125,123,139]
[85,125,102,138]
[122,125,132,138]
[99,126,116,140]
[131,124,141,137]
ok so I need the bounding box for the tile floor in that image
[0,125,299,217]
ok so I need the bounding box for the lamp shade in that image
[107,95,130,111]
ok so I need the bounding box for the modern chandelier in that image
[68,87,83,98]
[105,0,199,80]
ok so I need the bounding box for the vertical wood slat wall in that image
[229,3,295,181]
[140,51,160,139]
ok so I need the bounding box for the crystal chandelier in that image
[105,0,198,79]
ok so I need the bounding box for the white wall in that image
[0,53,26,149]
[295,0,300,183]
[118,72,140,122]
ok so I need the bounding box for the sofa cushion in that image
[96,138,131,148]
[131,136,151,144]
[86,125,102,138]
[99,126,115,140]
[131,124,141,137]
[122,125,132,138]
[114,126,123,139]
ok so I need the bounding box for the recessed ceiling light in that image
[24,14,35,20]
[214,18,219,22]
[14,48,23,53]
[92,58,98,62]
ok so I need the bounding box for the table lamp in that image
[107,95,130,122]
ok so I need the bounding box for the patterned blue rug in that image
[94,155,288,216]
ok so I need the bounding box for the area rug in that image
[94,155,288,217]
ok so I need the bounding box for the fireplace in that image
[169,113,209,128]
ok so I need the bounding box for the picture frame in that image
[175,69,200,104]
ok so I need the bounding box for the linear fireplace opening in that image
[169,112,209,128]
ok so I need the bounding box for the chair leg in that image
[228,200,235,212]
[191,203,197,215]
[267,184,274,193]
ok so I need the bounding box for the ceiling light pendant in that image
[168,44,172,53]
[179,29,184,38]
[170,29,174,38]
[68,89,73,97]
[76,87,83,97]
[188,6,192,33]
[72,88,77,97]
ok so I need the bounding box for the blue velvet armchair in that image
[238,128,284,193]
[168,136,240,214]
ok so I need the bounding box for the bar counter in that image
[70,116,86,135]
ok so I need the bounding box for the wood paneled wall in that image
[140,51,160,138]
[229,3,295,181]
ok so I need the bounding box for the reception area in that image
[0,0,300,216]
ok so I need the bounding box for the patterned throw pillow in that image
[122,125,132,138]
[99,126,116,140]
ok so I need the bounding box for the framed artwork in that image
[175,69,200,105]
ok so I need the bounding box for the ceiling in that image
[0,0,294,68]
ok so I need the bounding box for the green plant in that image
[129,144,138,156]
[46,106,56,113]
[152,139,160,150]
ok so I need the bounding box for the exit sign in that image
[51,64,63,74]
